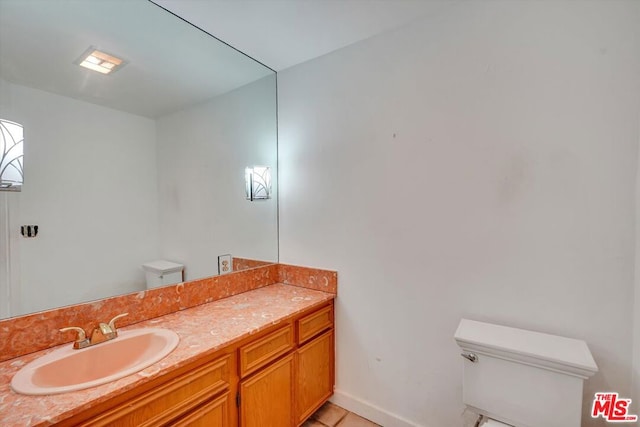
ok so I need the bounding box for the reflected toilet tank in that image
[142,260,184,289]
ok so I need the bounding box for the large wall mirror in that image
[0,0,278,319]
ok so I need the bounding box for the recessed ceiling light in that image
[75,47,126,75]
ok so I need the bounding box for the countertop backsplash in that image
[0,262,337,362]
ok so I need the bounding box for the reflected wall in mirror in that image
[0,0,278,319]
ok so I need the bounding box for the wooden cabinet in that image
[173,392,231,427]
[62,300,334,427]
[295,330,334,425]
[297,304,333,345]
[238,302,334,427]
[239,325,294,377]
[239,354,294,427]
[71,353,233,427]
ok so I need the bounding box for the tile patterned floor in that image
[304,402,381,427]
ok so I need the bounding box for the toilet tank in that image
[454,319,598,427]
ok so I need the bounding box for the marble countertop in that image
[0,283,335,426]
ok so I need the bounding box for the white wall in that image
[0,79,159,315]
[278,2,640,426]
[156,75,278,281]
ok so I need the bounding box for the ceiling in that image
[0,0,452,118]
[153,0,454,71]
[0,0,272,118]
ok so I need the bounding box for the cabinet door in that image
[240,354,294,427]
[172,392,230,427]
[295,329,334,425]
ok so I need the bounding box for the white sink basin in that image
[11,328,179,395]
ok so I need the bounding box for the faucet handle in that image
[59,326,87,342]
[108,312,129,331]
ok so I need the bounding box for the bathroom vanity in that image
[0,282,335,427]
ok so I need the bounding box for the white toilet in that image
[454,319,598,427]
[141,260,184,289]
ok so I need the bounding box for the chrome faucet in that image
[60,313,129,349]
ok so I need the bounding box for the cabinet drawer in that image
[297,304,333,345]
[172,392,230,427]
[239,325,294,378]
[81,354,231,427]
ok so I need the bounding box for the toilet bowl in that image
[141,260,184,289]
[454,319,598,427]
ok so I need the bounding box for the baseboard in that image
[330,389,425,427]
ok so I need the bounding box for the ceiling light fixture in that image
[75,47,126,75]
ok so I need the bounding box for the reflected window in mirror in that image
[0,119,23,192]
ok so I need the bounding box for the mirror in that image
[0,0,278,319]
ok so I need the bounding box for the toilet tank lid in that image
[142,260,184,274]
[454,319,598,378]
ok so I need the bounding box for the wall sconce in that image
[245,166,271,201]
[0,119,24,192]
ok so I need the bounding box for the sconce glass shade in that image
[245,166,271,200]
[0,119,23,192]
